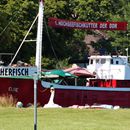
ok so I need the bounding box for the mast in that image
[34,2,44,130]
[35,0,44,76]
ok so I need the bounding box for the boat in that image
[0,0,130,108]
[42,54,130,108]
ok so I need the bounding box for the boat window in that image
[96,59,99,64]
[111,59,113,64]
[116,60,119,64]
[90,59,93,64]
[101,59,106,64]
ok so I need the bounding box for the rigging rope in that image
[0,9,21,37]
[44,17,62,68]
[0,0,28,36]
[0,20,12,36]
[9,14,39,66]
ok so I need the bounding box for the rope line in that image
[9,14,39,66]
[44,17,62,68]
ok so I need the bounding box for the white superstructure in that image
[87,55,130,80]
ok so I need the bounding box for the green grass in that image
[0,108,130,130]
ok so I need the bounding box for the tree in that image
[0,0,38,63]
[108,0,130,55]
[45,0,122,59]
[0,0,130,68]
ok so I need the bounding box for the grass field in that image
[0,107,130,130]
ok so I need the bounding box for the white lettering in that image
[109,23,117,29]
[100,23,107,28]
[8,87,19,93]
[57,21,98,29]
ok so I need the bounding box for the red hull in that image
[54,89,130,107]
[0,78,50,106]
[0,78,130,107]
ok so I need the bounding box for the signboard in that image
[0,67,37,76]
[48,17,127,31]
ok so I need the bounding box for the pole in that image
[126,48,129,61]
[34,74,38,130]
[75,78,77,86]
[35,0,44,74]
[34,0,44,129]
[127,48,128,57]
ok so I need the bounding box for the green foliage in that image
[30,56,70,69]
[106,0,130,55]
[0,0,130,68]
[29,57,35,65]
[0,0,38,59]
[55,58,70,69]
[41,57,56,69]
[30,56,56,69]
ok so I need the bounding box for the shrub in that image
[0,94,17,107]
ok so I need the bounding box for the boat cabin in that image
[87,55,130,80]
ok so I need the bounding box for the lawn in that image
[0,107,130,130]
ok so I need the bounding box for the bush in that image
[0,94,17,107]
[30,56,56,69]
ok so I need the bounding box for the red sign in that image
[48,17,127,31]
